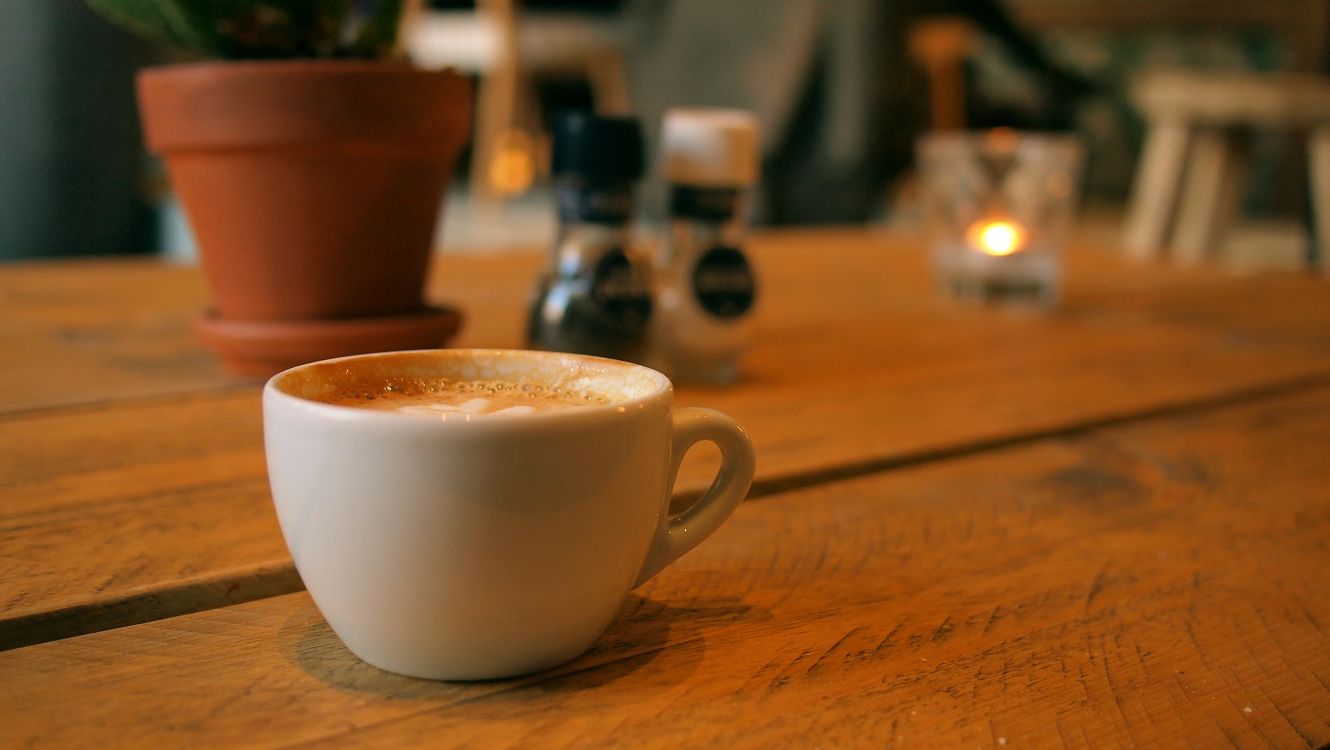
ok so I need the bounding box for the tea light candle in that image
[966,218,1027,257]
[918,131,1082,308]
[941,214,1055,306]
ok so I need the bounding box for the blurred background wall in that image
[0,0,157,260]
[994,0,1327,216]
[2,0,1328,258]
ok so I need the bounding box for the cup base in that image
[345,631,599,682]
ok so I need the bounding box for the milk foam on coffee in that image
[325,379,611,418]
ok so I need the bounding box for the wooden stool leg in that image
[908,18,976,131]
[1308,125,1330,273]
[1122,117,1192,261]
[587,52,632,116]
[1171,128,1249,265]
[469,0,519,202]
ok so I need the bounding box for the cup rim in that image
[263,348,674,426]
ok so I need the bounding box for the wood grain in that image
[0,252,544,416]
[5,231,1330,649]
[5,385,1329,748]
[0,258,236,415]
[4,229,1329,415]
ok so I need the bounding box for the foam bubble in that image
[324,378,612,417]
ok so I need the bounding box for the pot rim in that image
[136,59,472,154]
[138,58,461,79]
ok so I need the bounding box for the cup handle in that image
[632,407,756,588]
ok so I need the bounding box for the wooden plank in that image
[0,258,236,414]
[0,252,544,415]
[6,228,1330,415]
[0,392,290,647]
[4,385,1329,747]
[6,231,1330,648]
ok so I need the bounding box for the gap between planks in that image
[6,369,1330,653]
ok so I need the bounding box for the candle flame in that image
[968,219,1026,257]
[489,129,536,196]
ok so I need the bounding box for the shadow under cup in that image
[263,349,745,681]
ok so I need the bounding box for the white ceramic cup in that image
[263,349,756,680]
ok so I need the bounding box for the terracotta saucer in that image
[196,306,464,378]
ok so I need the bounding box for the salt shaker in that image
[527,113,653,362]
[650,109,760,384]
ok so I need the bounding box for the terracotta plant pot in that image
[137,61,471,377]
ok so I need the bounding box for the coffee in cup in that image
[320,377,612,417]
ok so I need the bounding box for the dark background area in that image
[2,0,1325,259]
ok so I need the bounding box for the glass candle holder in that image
[917,130,1084,307]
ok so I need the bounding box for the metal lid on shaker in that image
[661,109,760,188]
[550,111,645,183]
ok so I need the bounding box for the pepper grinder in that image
[650,109,760,384]
[527,113,653,362]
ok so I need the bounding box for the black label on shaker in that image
[669,186,740,222]
[692,245,756,318]
[590,248,652,332]
[556,184,635,224]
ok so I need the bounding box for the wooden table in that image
[3,229,1329,747]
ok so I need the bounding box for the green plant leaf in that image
[84,0,213,53]
[346,0,404,59]
[84,0,402,59]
